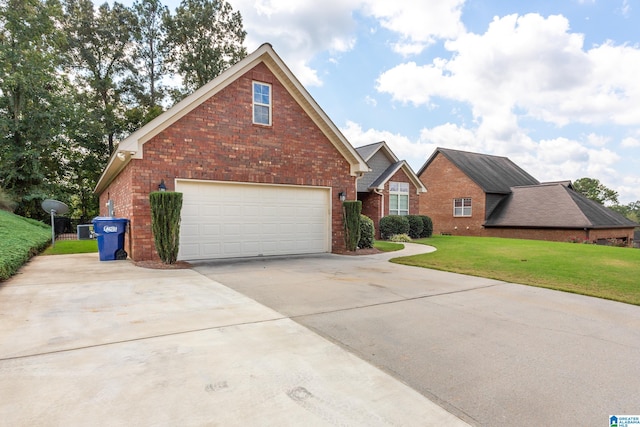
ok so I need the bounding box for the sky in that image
[104,0,640,203]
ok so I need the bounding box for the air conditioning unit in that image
[77,224,94,240]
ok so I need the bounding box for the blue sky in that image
[106,0,640,203]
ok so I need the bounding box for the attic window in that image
[454,198,472,217]
[253,81,271,126]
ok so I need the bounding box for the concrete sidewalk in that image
[0,252,469,426]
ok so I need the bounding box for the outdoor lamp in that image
[158,179,167,192]
[338,191,346,202]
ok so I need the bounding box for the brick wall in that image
[419,153,486,236]
[484,227,634,246]
[101,62,356,261]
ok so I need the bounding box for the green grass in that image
[0,210,51,280]
[374,240,405,252]
[42,239,98,255]
[391,235,640,306]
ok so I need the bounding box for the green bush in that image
[419,215,433,238]
[406,215,424,239]
[0,210,51,280]
[342,200,361,252]
[358,214,375,249]
[150,191,183,264]
[379,215,409,239]
[390,233,412,242]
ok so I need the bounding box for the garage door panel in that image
[176,181,330,260]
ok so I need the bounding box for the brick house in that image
[94,44,369,261]
[355,141,426,237]
[418,147,637,245]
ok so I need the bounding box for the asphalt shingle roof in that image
[485,183,637,228]
[435,148,540,194]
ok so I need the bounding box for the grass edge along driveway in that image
[391,235,640,306]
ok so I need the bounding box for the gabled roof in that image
[418,148,539,194]
[485,183,638,229]
[95,43,369,194]
[355,141,426,193]
[356,141,393,163]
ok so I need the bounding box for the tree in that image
[63,0,137,155]
[163,0,247,98]
[610,201,640,223]
[127,0,169,126]
[0,0,71,217]
[573,177,619,206]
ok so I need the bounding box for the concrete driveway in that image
[192,244,640,426]
[0,252,468,426]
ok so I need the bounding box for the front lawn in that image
[373,240,404,252]
[392,235,640,305]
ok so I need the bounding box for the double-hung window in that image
[253,82,271,125]
[453,198,472,217]
[389,182,410,215]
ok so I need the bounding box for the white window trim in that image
[252,81,272,126]
[453,197,472,217]
[389,181,410,216]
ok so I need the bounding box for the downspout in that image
[374,188,384,238]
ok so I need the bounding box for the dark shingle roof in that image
[356,142,388,162]
[421,148,539,194]
[485,183,638,229]
[369,161,404,189]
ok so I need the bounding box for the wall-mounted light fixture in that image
[158,179,167,192]
[338,191,346,202]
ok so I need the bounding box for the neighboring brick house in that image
[418,147,637,246]
[94,44,369,261]
[356,141,426,238]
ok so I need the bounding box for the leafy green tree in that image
[573,177,619,206]
[163,0,247,98]
[63,0,137,154]
[0,0,71,217]
[126,0,169,127]
[610,201,640,223]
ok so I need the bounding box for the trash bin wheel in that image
[115,249,128,260]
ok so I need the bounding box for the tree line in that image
[0,0,246,220]
[572,177,640,223]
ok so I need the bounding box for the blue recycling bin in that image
[92,217,129,261]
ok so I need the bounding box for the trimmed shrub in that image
[419,215,433,238]
[358,214,375,249]
[342,200,362,252]
[406,215,424,239]
[379,215,409,239]
[150,191,183,264]
[390,233,412,242]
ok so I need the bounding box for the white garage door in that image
[176,180,331,260]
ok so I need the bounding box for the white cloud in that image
[361,0,465,55]
[230,0,360,85]
[229,0,466,85]
[341,120,435,170]
[586,133,611,147]
[376,13,640,129]
[621,137,640,147]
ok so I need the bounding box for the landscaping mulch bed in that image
[134,260,192,269]
[335,247,383,256]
